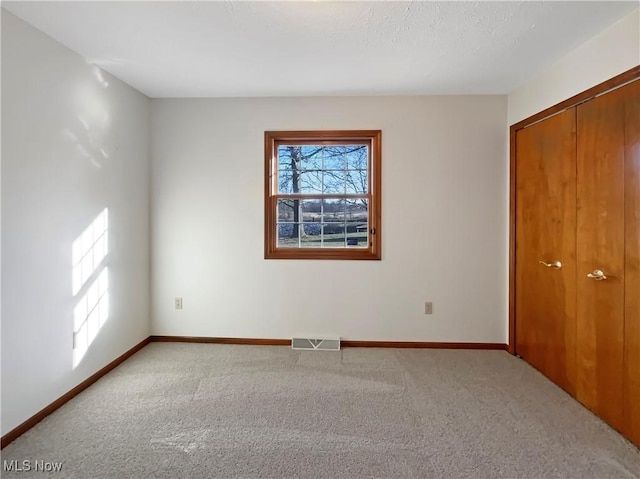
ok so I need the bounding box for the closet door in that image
[515,108,577,394]
[576,84,628,432]
[623,79,640,446]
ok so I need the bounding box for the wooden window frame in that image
[264,130,382,260]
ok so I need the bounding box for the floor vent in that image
[291,337,341,351]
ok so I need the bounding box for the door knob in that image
[539,260,562,269]
[587,269,607,280]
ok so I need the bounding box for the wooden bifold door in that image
[514,77,639,447]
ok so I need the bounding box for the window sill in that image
[265,248,381,260]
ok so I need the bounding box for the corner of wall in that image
[507,8,639,125]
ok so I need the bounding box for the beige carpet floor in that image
[2,343,639,478]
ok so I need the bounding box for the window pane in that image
[278,144,369,195]
[346,146,368,170]
[277,199,368,250]
[301,199,321,223]
[277,223,299,248]
[277,199,296,221]
[347,222,368,248]
[323,148,347,170]
[322,223,346,248]
[322,199,345,223]
[345,199,368,222]
[278,170,293,194]
[277,146,296,168]
[278,170,322,194]
[345,169,368,194]
[278,145,324,171]
[300,145,324,169]
[301,224,322,248]
[323,170,346,194]
[298,171,323,194]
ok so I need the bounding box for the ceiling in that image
[3,1,637,98]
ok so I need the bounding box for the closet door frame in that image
[508,65,640,355]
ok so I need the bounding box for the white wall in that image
[151,96,508,343]
[508,8,639,125]
[1,11,150,435]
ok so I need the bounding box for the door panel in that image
[623,80,640,447]
[515,108,577,394]
[576,86,627,432]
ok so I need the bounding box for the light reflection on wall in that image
[92,65,109,88]
[72,209,110,368]
[73,269,109,368]
[66,63,115,368]
[61,63,111,168]
[72,209,108,295]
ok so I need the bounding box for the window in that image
[265,130,381,260]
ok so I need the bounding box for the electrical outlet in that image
[175,297,183,310]
[424,302,433,315]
